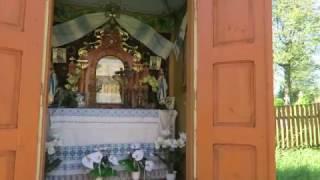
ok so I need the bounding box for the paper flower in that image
[132,150,144,161]
[145,160,154,172]
[108,155,119,166]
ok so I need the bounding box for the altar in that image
[46,3,186,178]
[46,108,177,179]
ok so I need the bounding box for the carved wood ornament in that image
[84,29,135,108]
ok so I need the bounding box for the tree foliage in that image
[273,0,320,104]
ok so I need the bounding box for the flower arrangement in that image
[141,75,159,92]
[82,145,154,180]
[45,138,62,173]
[154,132,187,174]
[82,151,119,179]
[120,144,155,180]
[64,65,81,92]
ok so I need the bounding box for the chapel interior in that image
[46,0,188,179]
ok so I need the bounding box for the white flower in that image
[162,139,172,149]
[179,132,187,141]
[108,155,119,166]
[156,137,164,144]
[89,152,103,163]
[145,160,154,172]
[46,142,56,155]
[82,156,94,169]
[155,141,161,150]
[155,137,165,149]
[47,145,56,155]
[131,143,141,150]
[82,151,103,169]
[177,138,186,148]
[132,150,144,161]
[170,139,178,149]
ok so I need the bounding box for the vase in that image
[95,177,104,180]
[131,171,140,180]
[166,171,176,180]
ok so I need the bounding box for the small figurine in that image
[157,69,168,105]
[48,67,58,105]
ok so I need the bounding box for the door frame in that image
[36,0,55,179]
[35,0,198,179]
[185,0,197,179]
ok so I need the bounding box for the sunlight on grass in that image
[277,148,320,180]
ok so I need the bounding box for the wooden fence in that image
[275,103,320,149]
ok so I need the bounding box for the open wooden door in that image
[0,0,48,180]
[197,0,275,179]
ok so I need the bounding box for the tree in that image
[273,0,320,104]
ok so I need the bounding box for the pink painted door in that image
[0,0,48,179]
[197,0,275,179]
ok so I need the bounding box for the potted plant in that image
[120,144,155,180]
[154,132,187,180]
[82,151,119,180]
[45,138,62,174]
[120,149,144,180]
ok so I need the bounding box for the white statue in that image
[157,69,168,105]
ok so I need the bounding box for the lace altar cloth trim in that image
[49,108,160,118]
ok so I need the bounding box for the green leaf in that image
[45,159,62,173]
[89,167,117,177]
[120,159,138,172]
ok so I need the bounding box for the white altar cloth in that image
[48,108,177,146]
[46,108,177,179]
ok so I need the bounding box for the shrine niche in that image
[83,29,136,108]
[45,1,189,179]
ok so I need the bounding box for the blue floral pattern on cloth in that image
[51,143,155,161]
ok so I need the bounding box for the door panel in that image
[0,0,47,179]
[197,0,275,179]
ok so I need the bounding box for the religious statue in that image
[157,69,168,105]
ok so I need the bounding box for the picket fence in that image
[275,103,320,149]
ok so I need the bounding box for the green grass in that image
[277,148,320,180]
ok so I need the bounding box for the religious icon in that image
[52,48,67,63]
[149,56,162,70]
[95,56,124,104]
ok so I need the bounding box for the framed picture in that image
[149,56,162,70]
[52,48,67,63]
